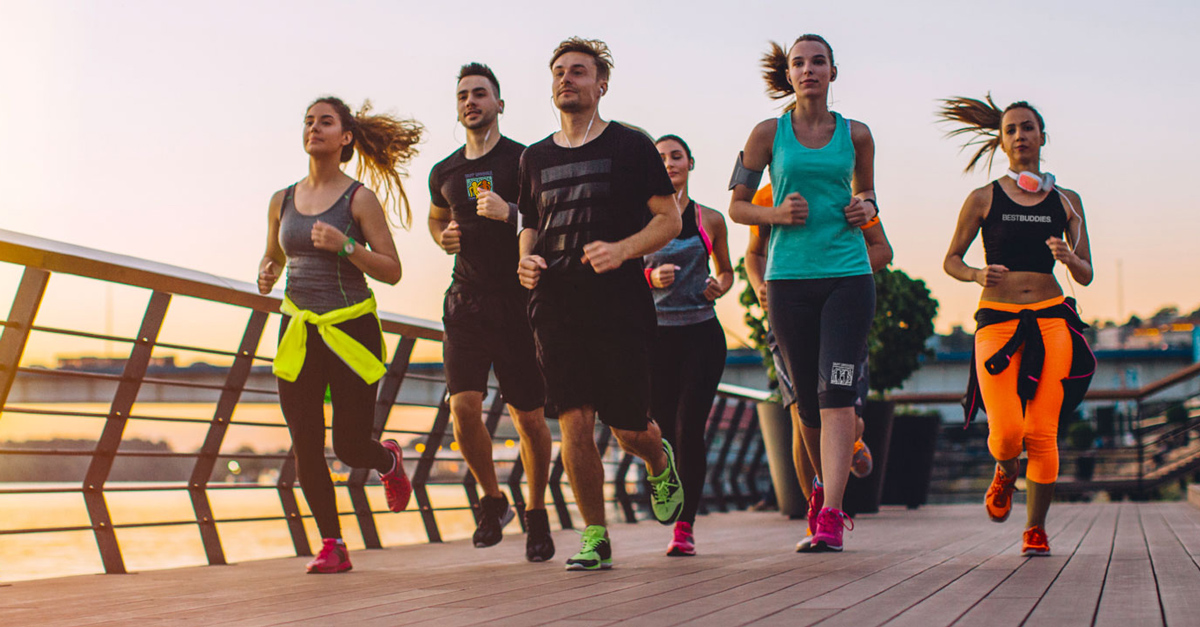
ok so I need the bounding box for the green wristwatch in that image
[338,238,356,257]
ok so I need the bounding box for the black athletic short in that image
[527,272,655,431]
[768,329,869,418]
[767,274,875,428]
[442,284,544,411]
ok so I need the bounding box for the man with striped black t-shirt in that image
[516,37,685,571]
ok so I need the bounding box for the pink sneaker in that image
[306,538,352,574]
[381,440,412,512]
[807,481,825,536]
[812,507,854,552]
[667,521,695,556]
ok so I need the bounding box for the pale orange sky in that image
[2,1,1198,366]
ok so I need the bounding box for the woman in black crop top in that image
[257,96,421,574]
[939,95,1094,558]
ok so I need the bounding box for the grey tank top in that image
[644,201,716,327]
[279,181,372,314]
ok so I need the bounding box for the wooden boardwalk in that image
[3,502,1199,626]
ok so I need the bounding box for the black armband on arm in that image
[728,151,764,191]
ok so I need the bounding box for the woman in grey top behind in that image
[644,134,734,557]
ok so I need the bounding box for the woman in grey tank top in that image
[257,96,422,574]
[645,135,734,557]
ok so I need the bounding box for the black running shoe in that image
[473,494,515,548]
[524,508,555,562]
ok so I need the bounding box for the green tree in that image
[868,268,939,395]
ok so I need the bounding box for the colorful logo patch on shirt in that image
[830,362,855,387]
[466,173,493,199]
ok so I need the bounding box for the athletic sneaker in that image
[1022,525,1051,556]
[306,538,352,574]
[473,493,515,548]
[380,440,412,512]
[850,439,874,479]
[524,508,555,562]
[667,521,695,556]
[985,464,1018,523]
[565,525,612,571]
[807,480,825,536]
[811,507,854,552]
[795,527,814,553]
[648,439,684,525]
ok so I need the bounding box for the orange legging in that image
[974,296,1072,484]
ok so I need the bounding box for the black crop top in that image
[981,181,1067,274]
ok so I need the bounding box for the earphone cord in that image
[1055,187,1083,310]
[562,109,597,148]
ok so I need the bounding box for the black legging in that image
[650,316,726,524]
[278,313,393,540]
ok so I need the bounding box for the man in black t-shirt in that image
[516,38,685,571]
[428,63,554,562]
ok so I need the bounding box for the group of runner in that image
[257,34,1095,574]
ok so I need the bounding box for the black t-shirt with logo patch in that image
[429,136,526,290]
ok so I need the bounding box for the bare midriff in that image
[980,271,1062,305]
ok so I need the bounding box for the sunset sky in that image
[2,0,1198,364]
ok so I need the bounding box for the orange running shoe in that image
[984,464,1017,522]
[1022,525,1051,556]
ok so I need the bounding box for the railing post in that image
[348,336,415,550]
[462,391,506,523]
[743,429,767,505]
[83,289,171,575]
[0,267,49,409]
[709,399,747,512]
[188,309,268,566]
[728,402,759,510]
[1136,399,1145,498]
[614,452,637,523]
[412,393,452,543]
[548,447,573,530]
[276,449,311,557]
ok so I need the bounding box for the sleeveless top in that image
[766,111,871,280]
[279,181,372,314]
[644,201,716,327]
[981,181,1067,274]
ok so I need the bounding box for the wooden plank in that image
[2,504,1192,626]
[884,505,1091,627]
[1024,504,1118,627]
[1140,504,1200,626]
[1093,503,1164,627]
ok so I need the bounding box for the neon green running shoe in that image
[565,525,612,571]
[648,439,684,525]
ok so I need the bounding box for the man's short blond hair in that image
[549,37,614,81]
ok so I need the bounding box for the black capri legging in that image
[650,315,726,525]
[767,274,875,428]
[277,313,393,540]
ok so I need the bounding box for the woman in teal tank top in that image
[728,35,879,554]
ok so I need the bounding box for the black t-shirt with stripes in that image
[517,122,676,287]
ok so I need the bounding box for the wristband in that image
[507,202,519,226]
[644,267,655,287]
[862,197,878,213]
[338,237,356,257]
[859,216,880,231]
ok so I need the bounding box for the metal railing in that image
[889,360,1200,499]
[0,229,770,577]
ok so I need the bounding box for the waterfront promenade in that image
[3,501,1199,626]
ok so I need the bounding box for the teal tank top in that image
[765,111,871,280]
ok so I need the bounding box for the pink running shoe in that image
[306,538,352,574]
[807,481,825,536]
[667,521,695,556]
[381,439,412,512]
[812,507,854,552]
